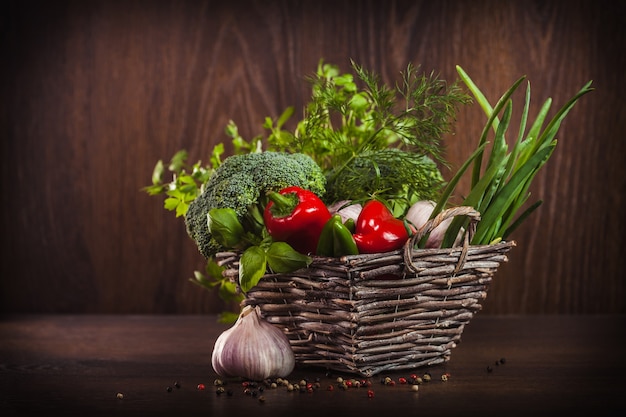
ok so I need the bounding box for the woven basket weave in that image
[217,206,515,377]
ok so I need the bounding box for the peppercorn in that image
[166,386,173,392]
[116,392,124,400]
[215,387,225,395]
[411,385,419,392]
[367,389,375,398]
[422,373,431,382]
[174,381,181,389]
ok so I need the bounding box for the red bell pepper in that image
[352,200,410,253]
[264,186,332,254]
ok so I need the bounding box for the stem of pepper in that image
[266,191,299,218]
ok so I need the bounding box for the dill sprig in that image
[323,148,445,215]
[267,60,471,214]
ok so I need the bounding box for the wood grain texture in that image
[1,315,625,415]
[1,0,625,314]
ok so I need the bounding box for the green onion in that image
[439,66,593,247]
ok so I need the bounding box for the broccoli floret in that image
[184,151,326,258]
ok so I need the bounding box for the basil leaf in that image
[239,246,267,293]
[208,208,245,248]
[266,242,312,273]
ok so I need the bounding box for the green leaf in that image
[210,143,224,169]
[218,279,241,302]
[515,97,552,169]
[266,241,312,273]
[486,99,512,172]
[208,208,245,249]
[456,65,499,132]
[457,65,526,188]
[349,92,369,111]
[434,141,488,217]
[218,311,240,324]
[473,77,526,188]
[168,150,188,173]
[164,196,180,210]
[206,258,226,280]
[534,81,594,154]
[174,201,189,217]
[472,143,555,244]
[276,106,294,129]
[151,160,164,185]
[502,199,542,240]
[143,184,164,196]
[190,270,215,291]
[239,246,267,293]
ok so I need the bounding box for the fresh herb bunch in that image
[142,133,257,218]
[144,139,268,321]
[265,60,471,214]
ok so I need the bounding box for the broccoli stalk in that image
[184,151,326,259]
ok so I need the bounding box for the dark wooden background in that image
[1,0,624,314]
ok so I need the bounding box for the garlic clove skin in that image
[328,200,362,224]
[405,200,460,248]
[211,305,295,381]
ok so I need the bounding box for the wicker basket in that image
[216,206,515,377]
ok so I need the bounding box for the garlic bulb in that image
[405,200,456,248]
[211,305,295,381]
[328,200,362,223]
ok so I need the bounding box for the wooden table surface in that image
[1,314,624,416]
